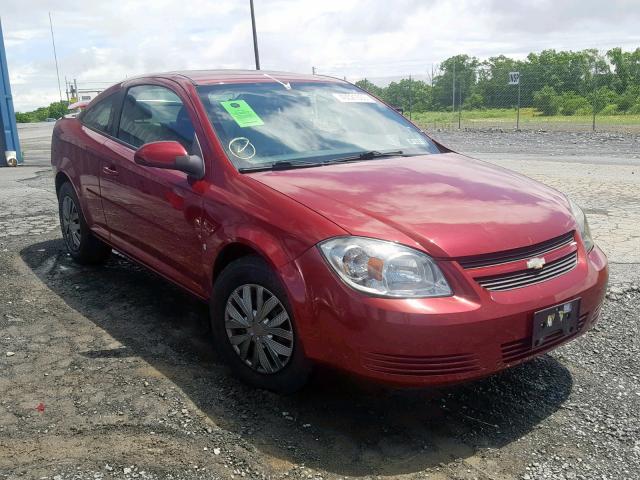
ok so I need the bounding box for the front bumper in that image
[288,244,608,387]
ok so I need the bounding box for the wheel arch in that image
[208,222,309,289]
[208,235,308,305]
[55,171,72,197]
[212,242,268,285]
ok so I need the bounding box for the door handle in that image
[102,165,119,176]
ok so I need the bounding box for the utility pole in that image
[73,78,78,102]
[64,75,69,102]
[249,0,260,70]
[312,66,316,75]
[49,12,63,102]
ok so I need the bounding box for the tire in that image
[211,256,312,393]
[58,181,111,265]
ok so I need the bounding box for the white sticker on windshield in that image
[332,93,376,103]
[406,137,427,145]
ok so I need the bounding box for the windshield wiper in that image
[238,150,409,173]
[238,160,321,173]
[324,150,406,164]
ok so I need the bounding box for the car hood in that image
[247,153,575,258]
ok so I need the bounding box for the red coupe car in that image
[51,70,608,392]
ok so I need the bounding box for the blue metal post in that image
[0,18,22,166]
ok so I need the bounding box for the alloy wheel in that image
[224,284,294,374]
[61,195,81,250]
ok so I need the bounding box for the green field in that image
[410,108,640,132]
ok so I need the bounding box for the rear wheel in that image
[58,182,111,265]
[211,256,311,393]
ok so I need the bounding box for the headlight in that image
[318,237,452,298]
[569,199,594,252]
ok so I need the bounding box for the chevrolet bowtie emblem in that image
[527,257,546,270]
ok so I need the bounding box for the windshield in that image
[197,81,439,170]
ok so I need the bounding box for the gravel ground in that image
[0,124,639,479]
[430,129,640,162]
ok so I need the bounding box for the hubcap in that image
[61,196,81,250]
[224,284,294,374]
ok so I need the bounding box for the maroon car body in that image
[51,70,608,390]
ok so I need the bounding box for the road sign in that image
[509,72,522,130]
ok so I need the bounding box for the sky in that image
[2,0,640,111]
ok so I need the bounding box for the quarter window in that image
[81,94,116,133]
[117,85,196,152]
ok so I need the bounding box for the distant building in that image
[67,80,104,104]
[74,89,103,103]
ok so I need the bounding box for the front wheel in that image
[58,182,111,265]
[210,256,311,393]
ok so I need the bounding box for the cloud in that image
[486,0,640,34]
[2,0,639,110]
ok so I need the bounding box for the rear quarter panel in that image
[52,118,109,234]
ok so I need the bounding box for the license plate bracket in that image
[532,299,580,348]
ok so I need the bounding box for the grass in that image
[409,107,640,131]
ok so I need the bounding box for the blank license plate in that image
[532,299,580,348]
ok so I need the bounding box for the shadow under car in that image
[20,239,574,476]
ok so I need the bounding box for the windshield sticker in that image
[228,137,256,160]
[406,137,427,145]
[220,100,264,127]
[332,93,376,103]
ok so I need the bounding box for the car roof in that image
[128,70,344,86]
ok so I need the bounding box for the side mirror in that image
[134,141,204,179]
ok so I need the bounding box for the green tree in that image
[617,85,640,112]
[354,47,637,115]
[527,49,607,98]
[533,86,560,115]
[589,86,618,113]
[606,47,629,93]
[558,92,590,115]
[463,92,485,110]
[432,54,479,110]
[476,55,525,108]
[380,78,432,113]
[354,79,383,97]
[14,100,69,123]
[404,79,432,112]
[48,101,69,119]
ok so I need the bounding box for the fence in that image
[315,51,640,133]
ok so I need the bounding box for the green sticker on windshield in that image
[220,100,264,127]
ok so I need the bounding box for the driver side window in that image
[117,85,197,153]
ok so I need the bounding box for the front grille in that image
[476,251,578,292]
[458,231,575,269]
[362,351,481,376]
[500,311,588,363]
